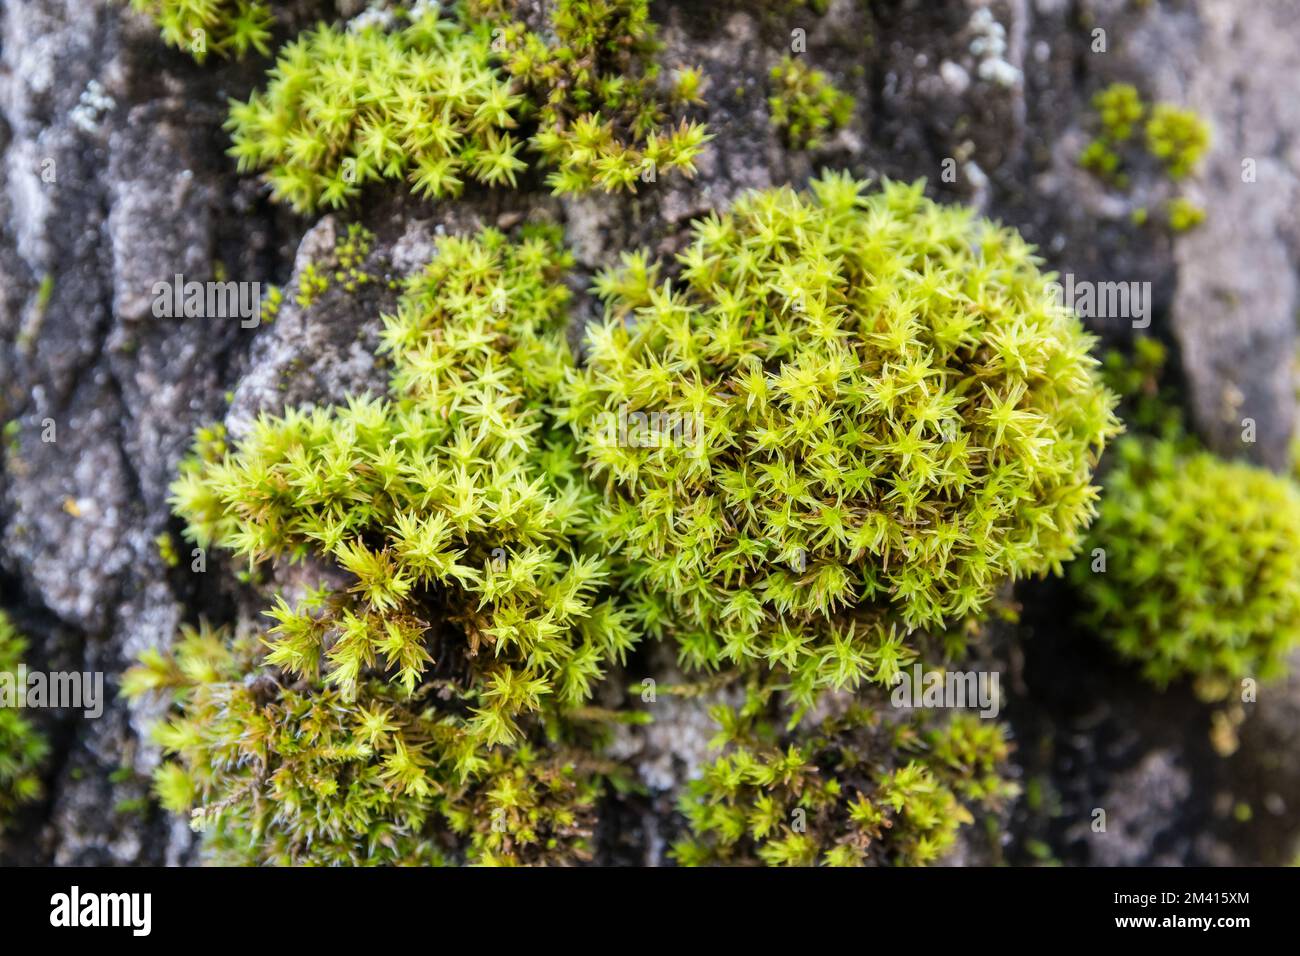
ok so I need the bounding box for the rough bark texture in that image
[2,0,1299,865]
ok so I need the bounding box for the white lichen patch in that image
[70,79,114,135]
[969,6,1022,88]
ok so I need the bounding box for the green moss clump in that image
[261,284,284,323]
[442,743,601,865]
[0,612,48,829]
[1099,336,1186,439]
[1093,82,1145,143]
[227,8,527,212]
[1075,436,1300,695]
[1145,104,1211,180]
[2,420,19,456]
[127,623,450,865]
[767,56,855,150]
[125,624,606,865]
[1079,84,1210,196]
[293,224,376,308]
[1166,196,1206,232]
[169,224,637,745]
[155,531,180,567]
[130,0,274,63]
[673,698,1014,866]
[1078,83,1144,185]
[563,174,1119,706]
[472,0,710,194]
[227,2,708,209]
[1079,138,1124,184]
[129,226,639,864]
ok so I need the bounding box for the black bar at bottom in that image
[0,864,1287,943]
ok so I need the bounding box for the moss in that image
[767,55,855,150]
[672,694,1015,866]
[1074,436,1300,696]
[124,622,456,864]
[127,225,641,864]
[1079,83,1211,202]
[35,273,54,314]
[671,67,707,109]
[227,8,527,212]
[0,612,49,830]
[1099,337,1184,439]
[442,743,602,865]
[471,0,710,194]
[1079,138,1124,184]
[170,224,638,741]
[766,0,831,14]
[1145,103,1211,180]
[294,262,331,308]
[226,2,707,209]
[1078,83,1143,184]
[3,419,19,457]
[155,531,180,568]
[1092,82,1144,143]
[563,174,1119,708]
[293,224,375,308]
[125,622,607,865]
[126,173,1134,866]
[1166,196,1206,232]
[130,0,274,63]
[188,421,228,464]
[261,284,284,323]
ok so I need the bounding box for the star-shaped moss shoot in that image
[130,0,275,63]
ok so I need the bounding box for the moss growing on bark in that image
[124,169,1130,866]
[1076,436,1300,696]
[471,0,710,194]
[673,695,1014,866]
[1079,82,1211,223]
[226,8,527,212]
[1145,103,1211,180]
[768,55,854,150]
[130,0,274,62]
[224,1,708,210]
[0,612,48,830]
[125,621,608,864]
[563,174,1119,707]
[126,225,639,864]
